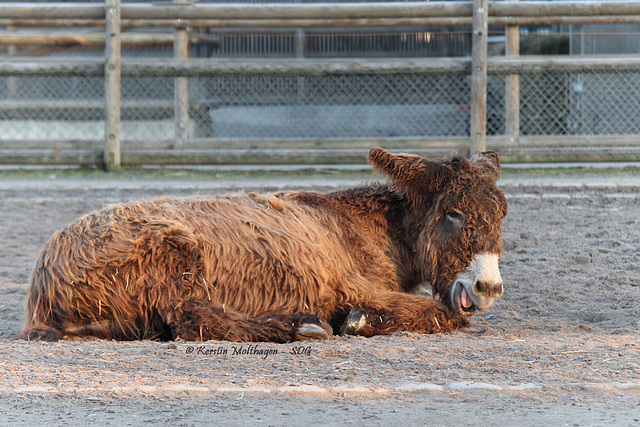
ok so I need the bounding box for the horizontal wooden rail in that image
[2,143,640,165]
[490,1,640,17]
[4,56,640,78]
[0,137,466,151]
[489,55,640,75]
[0,31,183,46]
[0,3,103,19]
[0,99,173,111]
[118,2,640,21]
[7,15,640,28]
[119,2,473,20]
[121,58,471,77]
[0,59,104,76]
[7,136,639,152]
[3,2,640,28]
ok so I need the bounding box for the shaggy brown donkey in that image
[19,148,507,343]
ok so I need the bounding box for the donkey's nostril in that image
[474,280,503,298]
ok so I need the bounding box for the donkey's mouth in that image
[453,283,477,316]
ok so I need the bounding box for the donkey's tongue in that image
[460,287,473,309]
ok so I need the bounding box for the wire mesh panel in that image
[485,70,640,137]
[171,74,471,140]
[193,28,471,59]
[567,71,640,135]
[119,76,174,141]
[518,73,570,136]
[0,76,104,141]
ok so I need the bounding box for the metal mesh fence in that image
[565,72,640,135]
[484,70,640,137]
[191,28,471,59]
[5,66,640,143]
[0,76,104,141]
[184,74,470,140]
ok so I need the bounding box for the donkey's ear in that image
[470,150,501,179]
[368,147,449,191]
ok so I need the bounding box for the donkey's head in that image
[369,148,508,316]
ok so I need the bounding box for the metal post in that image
[104,0,121,171]
[174,0,190,144]
[470,0,488,154]
[505,0,520,140]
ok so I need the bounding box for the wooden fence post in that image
[470,0,488,154]
[104,0,121,171]
[7,25,18,100]
[174,0,190,144]
[296,28,307,100]
[505,0,520,140]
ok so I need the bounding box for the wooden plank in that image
[3,146,640,166]
[0,149,102,165]
[470,0,488,154]
[6,16,640,29]
[491,15,640,26]
[490,1,640,17]
[120,58,471,77]
[0,17,469,28]
[6,54,640,79]
[6,55,640,79]
[0,31,178,46]
[0,141,103,150]
[121,17,475,28]
[487,55,640,74]
[0,100,172,111]
[119,1,640,21]
[119,148,467,166]
[0,3,103,20]
[0,19,105,27]
[165,137,467,151]
[0,137,467,151]
[487,135,640,148]
[174,0,190,144]
[495,146,640,163]
[120,2,474,20]
[505,0,520,139]
[104,0,121,171]
[0,59,104,76]
[11,55,640,79]
[9,15,640,29]
[5,136,640,152]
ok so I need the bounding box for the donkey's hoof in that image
[340,309,367,335]
[295,321,333,341]
[17,325,62,342]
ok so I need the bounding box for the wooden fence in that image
[2,1,640,169]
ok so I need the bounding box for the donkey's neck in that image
[327,184,424,290]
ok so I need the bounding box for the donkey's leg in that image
[340,292,467,336]
[166,303,332,342]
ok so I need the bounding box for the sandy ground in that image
[0,170,639,425]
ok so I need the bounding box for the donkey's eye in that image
[445,211,465,225]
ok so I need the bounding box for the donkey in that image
[20,148,507,342]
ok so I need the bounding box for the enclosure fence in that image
[2,1,640,169]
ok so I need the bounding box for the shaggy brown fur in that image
[19,148,507,343]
